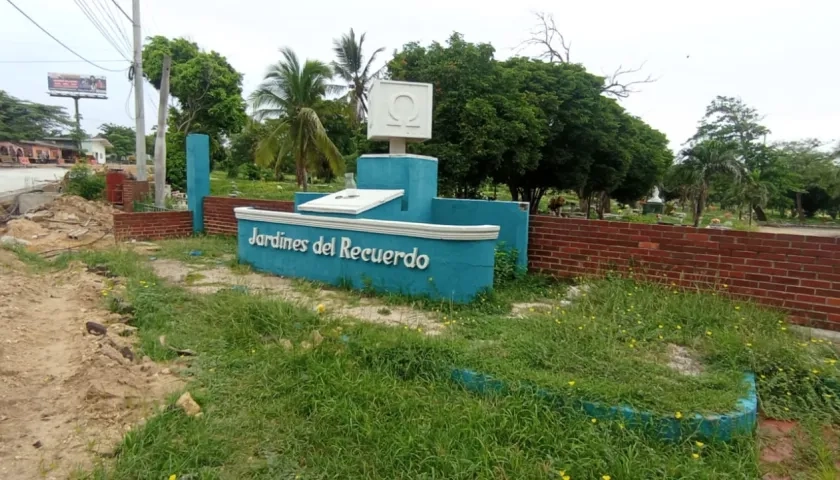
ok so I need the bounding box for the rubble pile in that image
[0,195,116,252]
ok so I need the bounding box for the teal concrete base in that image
[186,134,210,233]
[432,198,529,269]
[236,213,498,302]
[450,368,757,442]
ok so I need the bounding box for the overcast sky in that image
[1,0,837,151]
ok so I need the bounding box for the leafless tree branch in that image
[521,11,657,98]
[516,12,570,63]
[601,62,658,99]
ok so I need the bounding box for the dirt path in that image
[149,258,443,334]
[0,251,181,480]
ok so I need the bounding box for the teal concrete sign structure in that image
[235,154,529,302]
[186,134,210,233]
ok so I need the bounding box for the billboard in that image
[47,73,107,98]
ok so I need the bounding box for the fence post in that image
[186,133,210,233]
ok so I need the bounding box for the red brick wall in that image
[122,180,151,212]
[113,211,193,241]
[204,197,294,235]
[529,216,840,330]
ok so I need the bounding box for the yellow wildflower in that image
[568,381,576,387]
[706,330,712,336]
[591,418,598,424]
[675,411,683,419]
[692,453,700,460]
[658,324,663,329]
[695,441,704,448]
[746,343,752,348]
[316,304,326,314]
[735,306,740,310]
[602,476,611,480]
[169,475,176,480]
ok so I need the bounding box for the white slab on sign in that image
[297,189,404,215]
[367,80,433,141]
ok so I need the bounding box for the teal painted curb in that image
[450,368,757,442]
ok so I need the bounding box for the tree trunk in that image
[749,202,753,226]
[597,191,609,219]
[693,184,707,228]
[508,184,519,202]
[796,192,804,223]
[753,205,767,222]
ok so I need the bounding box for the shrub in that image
[493,243,522,285]
[65,163,105,200]
[241,163,262,181]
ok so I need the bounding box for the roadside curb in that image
[450,368,757,442]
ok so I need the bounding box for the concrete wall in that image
[238,216,496,302]
[356,154,438,223]
[294,192,328,210]
[432,198,530,268]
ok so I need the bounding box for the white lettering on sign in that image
[247,228,430,270]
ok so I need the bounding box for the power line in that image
[0,59,127,63]
[73,0,131,60]
[109,0,132,24]
[91,0,132,54]
[4,0,127,72]
[73,0,126,58]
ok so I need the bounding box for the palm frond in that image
[254,119,290,168]
[360,46,386,80]
[299,107,344,175]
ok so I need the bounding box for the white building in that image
[81,136,113,164]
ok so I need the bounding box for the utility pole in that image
[132,0,147,181]
[72,96,82,151]
[154,55,171,208]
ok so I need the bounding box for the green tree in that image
[389,34,543,200]
[692,96,769,170]
[98,123,135,159]
[611,117,673,205]
[0,90,73,141]
[676,140,743,227]
[332,29,385,122]
[251,47,344,190]
[142,36,247,183]
[776,139,839,219]
[313,99,358,181]
[227,117,269,177]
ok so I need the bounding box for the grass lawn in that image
[15,235,832,479]
[209,171,341,201]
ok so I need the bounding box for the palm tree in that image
[679,140,742,227]
[332,29,385,122]
[251,47,344,190]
